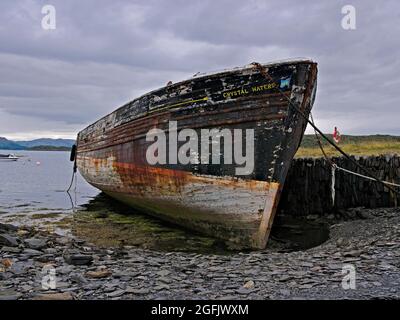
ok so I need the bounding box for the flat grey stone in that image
[125,287,150,294]
[0,234,19,247]
[24,238,47,250]
[10,261,33,275]
[1,246,21,253]
[43,248,58,254]
[0,223,18,232]
[70,273,88,284]
[64,254,93,266]
[0,290,22,300]
[22,248,42,256]
[36,254,55,263]
[107,289,125,298]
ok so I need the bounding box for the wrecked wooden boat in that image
[75,59,318,249]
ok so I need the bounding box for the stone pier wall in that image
[278,155,400,216]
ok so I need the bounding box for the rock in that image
[55,237,71,245]
[279,289,291,296]
[58,266,74,275]
[1,246,21,253]
[0,234,19,247]
[0,223,18,232]
[70,273,88,284]
[278,275,293,282]
[290,270,308,277]
[382,242,397,247]
[36,254,55,263]
[243,280,255,289]
[310,266,322,272]
[236,287,253,295]
[85,269,112,279]
[343,250,363,257]
[20,285,33,292]
[53,282,71,290]
[17,229,29,237]
[158,276,172,284]
[22,249,42,256]
[125,287,150,294]
[154,284,170,291]
[346,210,357,219]
[83,282,102,290]
[192,278,205,284]
[156,270,171,277]
[300,262,313,268]
[1,258,13,269]
[357,211,373,220]
[0,289,22,300]
[64,253,93,266]
[336,238,345,247]
[103,281,121,292]
[11,261,33,275]
[299,284,316,289]
[32,292,74,300]
[43,248,58,255]
[107,289,125,298]
[24,238,47,250]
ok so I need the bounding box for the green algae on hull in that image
[71,194,231,254]
[72,211,227,253]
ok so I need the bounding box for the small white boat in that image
[0,154,19,161]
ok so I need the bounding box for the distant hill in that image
[0,137,75,151]
[0,137,25,150]
[17,138,75,148]
[28,145,72,151]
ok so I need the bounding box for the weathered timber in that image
[76,59,318,249]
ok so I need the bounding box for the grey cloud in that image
[0,0,399,139]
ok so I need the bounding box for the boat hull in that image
[76,59,318,249]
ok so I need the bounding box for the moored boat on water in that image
[0,154,18,161]
[75,59,318,249]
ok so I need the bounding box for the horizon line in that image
[2,132,400,142]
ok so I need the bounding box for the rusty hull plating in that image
[76,59,318,249]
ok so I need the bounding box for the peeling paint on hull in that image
[76,59,318,249]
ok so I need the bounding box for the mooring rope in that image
[332,163,400,188]
[66,144,78,211]
[311,111,400,205]
[311,112,336,205]
[66,144,78,193]
[66,170,76,193]
[331,165,336,206]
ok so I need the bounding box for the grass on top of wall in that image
[295,134,400,158]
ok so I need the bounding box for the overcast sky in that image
[0,0,399,140]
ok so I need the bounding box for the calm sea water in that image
[0,150,99,214]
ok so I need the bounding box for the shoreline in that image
[1,207,399,300]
